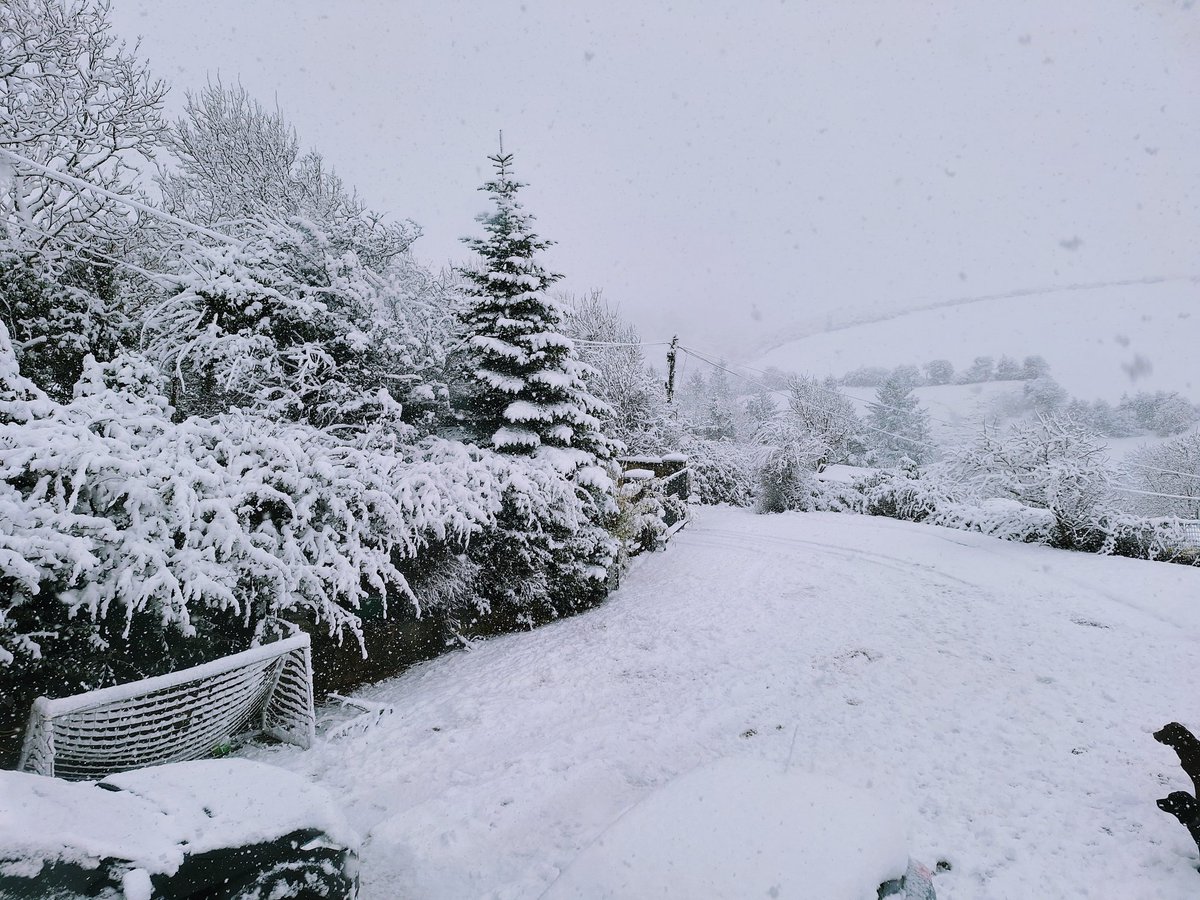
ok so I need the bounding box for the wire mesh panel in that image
[1178,521,1200,548]
[18,634,316,780]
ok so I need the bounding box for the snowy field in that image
[246,507,1200,899]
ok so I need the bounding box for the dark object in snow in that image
[1158,791,1200,857]
[1155,721,1200,858]
[0,758,358,899]
[877,858,937,899]
[1155,722,1200,798]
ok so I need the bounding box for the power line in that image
[1120,459,1200,483]
[571,338,672,348]
[1109,484,1200,502]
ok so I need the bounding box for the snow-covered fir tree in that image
[456,147,618,622]
[867,372,932,465]
[457,148,614,465]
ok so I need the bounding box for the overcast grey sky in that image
[110,0,1200,358]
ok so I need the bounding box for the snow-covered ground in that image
[246,507,1200,899]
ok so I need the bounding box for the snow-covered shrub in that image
[1094,514,1200,564]
[614,470,690,557]
[0,255,126,402]
[0,322,557,760]
[1023,375,1067,414]
[841,366,890,388]
[1121,433,1200,518]
[143,217,438,430]
[930,499,1056,544]
[946,417,1111,549]
[755,436,824,514]
[860,458,952,522]
[923,359,954,385]
[808,476,866,514]
[462,450,616,632]
[683,439,756,506]
[958,356,995,384]
[753,375,868,514]
[617,488,670,556]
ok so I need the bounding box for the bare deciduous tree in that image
[0,0,166,252]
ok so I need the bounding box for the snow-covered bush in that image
[1121,433,1200,518]
[754,376,866,513]
[461,450,615,631]
[923,359,954,385]
[1092,514,1198,563]
[1023,375,1067,414]
[0,254,126,402]
[684,439,757,507]
[930,499,1056,544]
[1,320,590,759]
[1116,391,1200,437]
[860,457,952,522]
[841,366,890,388]
[142,217,439,429]
[945,416,1112,549]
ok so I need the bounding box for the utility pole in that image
[665,336,679,403]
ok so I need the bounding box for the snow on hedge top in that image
[0,759,356,878]
[543,756,909,900]
[103,759,358,856]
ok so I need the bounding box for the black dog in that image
[1155,722,1200,798]
[1158,792,1200,853]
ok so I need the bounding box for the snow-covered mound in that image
[0,759,358,894]
[750,279,1200,403]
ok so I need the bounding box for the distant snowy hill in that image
[748,279,1200,403]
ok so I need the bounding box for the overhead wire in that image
[1119,459,1200,482]
[1108,484,1200,502]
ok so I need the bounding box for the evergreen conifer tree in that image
[457,146,618,619]
[458,148,613,465]
[867,374,932,465]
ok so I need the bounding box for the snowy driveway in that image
[248,507,1200,899]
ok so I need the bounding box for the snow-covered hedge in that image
[0,321,617,761]
[929,499,1056,544]
[1094,515,1200,564]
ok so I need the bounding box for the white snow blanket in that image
[244,507,1200,899]
[542,757,908,899]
